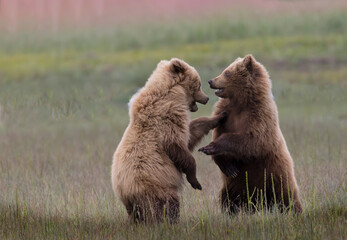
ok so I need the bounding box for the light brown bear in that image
[112,58,225,223]
[199,55,303,214]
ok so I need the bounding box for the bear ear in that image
[170,58,186,74]
[243,54,255,73]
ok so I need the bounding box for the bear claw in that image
[187,177,202,190]
[199,144,217,155]
[194,183,202,190]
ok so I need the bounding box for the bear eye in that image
[224,71,231,78]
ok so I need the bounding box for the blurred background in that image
[0,0,346,239]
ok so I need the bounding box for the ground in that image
[0,7,346,240]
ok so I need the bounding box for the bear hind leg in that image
[148,196,180,224]
[125,198,159,224]
[125,203,145,223]
[220,187,241,215]
[124,195,181,224]
[293,189,303,213]
[166,197,180,224]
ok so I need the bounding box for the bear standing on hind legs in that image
[199,55,303,214]
[112,58,226,224]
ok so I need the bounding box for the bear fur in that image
[199,55,303,214]
[112,58,225,223]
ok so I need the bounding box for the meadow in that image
[0,8,347,240]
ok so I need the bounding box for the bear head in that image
[168,58,209,112]
[208,55,272,106]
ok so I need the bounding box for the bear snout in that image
[208,79,218,89]
[198,96,209,105]
[194,90,209,105]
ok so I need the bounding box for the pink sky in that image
[0,0,346,33]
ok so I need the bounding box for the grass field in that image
[0,8,347,240]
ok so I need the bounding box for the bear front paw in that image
[211,111,228,128]
[199,143,218,155]
[217,111,228,124]
[219,111,228,121]
[187,176,202,190]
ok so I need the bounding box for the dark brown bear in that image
[199,55,303,214]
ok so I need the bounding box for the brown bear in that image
[199,55,303,214]
[112,58,225,223]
